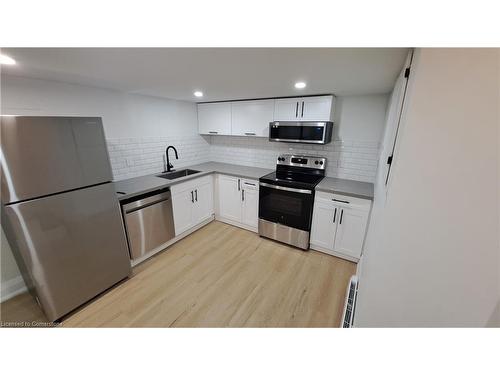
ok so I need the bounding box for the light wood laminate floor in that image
[1,221,356,327]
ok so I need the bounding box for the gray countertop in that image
[114,162,273,201]
[114,161,374,201]
[316,177,374,200]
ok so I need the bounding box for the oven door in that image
[258,182,314,231]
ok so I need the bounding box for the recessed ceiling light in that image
[194,91,203,97]
[0,54,16,65]
[294,81,306,89]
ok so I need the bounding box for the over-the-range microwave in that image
[268,121,333,144]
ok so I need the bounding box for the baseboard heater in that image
[341,275,359,328]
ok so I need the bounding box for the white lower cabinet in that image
[310,191,371,262]
[171,175,214,236]
[216,174,259,232]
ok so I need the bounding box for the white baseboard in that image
[0,275,27,303]
[215,216,258,233]
[309,244,359,263]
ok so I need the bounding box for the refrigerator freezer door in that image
[0,116,113,204]
[3,183,131,321]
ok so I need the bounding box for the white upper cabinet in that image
[274,95,334,122]
[231,100,274,137]
[197,95,335,136]
[300,96,334,121]
[274,98,302,121]
[198,102,232,135]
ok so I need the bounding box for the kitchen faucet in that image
[165,145,178,172]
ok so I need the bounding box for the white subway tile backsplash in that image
[106,135,211,181]
[209,136,381,182]
[106,134,381,183]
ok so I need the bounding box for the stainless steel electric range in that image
[258,154,326,249]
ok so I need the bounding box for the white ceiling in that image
[1,48,409,102]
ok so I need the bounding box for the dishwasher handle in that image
[122,191,172,213]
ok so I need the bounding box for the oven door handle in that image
[259,182,312,195]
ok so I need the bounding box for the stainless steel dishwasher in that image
[121,189,175,260]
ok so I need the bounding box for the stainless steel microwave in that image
[268,121,333,144]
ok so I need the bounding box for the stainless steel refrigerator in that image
[1,116,131,321]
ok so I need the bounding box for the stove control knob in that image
[319,161,324,165]
[314,160,319,165]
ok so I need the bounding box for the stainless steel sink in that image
[156,169,201,180]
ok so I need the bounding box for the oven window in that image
[259,185,314,231]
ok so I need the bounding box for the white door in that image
[231,100,274,137]
[333,206,369,259]
[198,102,232,135]
[241,180,259,229]
[274,98,300,121]
[217,175,242,222]
[300,96,334,121]
[310,199,338,251]
[378,50,413,188]
[192,180,214,225]
[172,190,194,236]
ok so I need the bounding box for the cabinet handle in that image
[238,179,240,191]
[208,131,218,134]
[333,198,350,204]
[195,189,198,202]
[301,101,304,117]
[333,207,337,223]
[242,189,245,201]
[191,191,194,203]
[339,209,344,225]
[295,102,299,118]
[244,132,256,136]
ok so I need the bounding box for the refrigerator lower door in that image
[3,183,131,321]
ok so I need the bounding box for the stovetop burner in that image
[259,154,327,190]
[260,171,324,190]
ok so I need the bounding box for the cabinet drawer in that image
[315,191,371,210]
[241,179,259,190]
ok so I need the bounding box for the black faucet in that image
[165,145,178,172]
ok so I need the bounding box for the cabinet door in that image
[193,180,214,225]
[310,199,338,251]
[300,96,334,121]
[274,98,300,121]
[231,100,275,137]
[172,190,194,236]
[217,175,242,222]
[198,102,232,135]
[333,206,369,259]
[241,180,259,229]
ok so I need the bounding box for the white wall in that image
[355,48,500,327]
[334,95,388,141]
[1,74,199,138]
